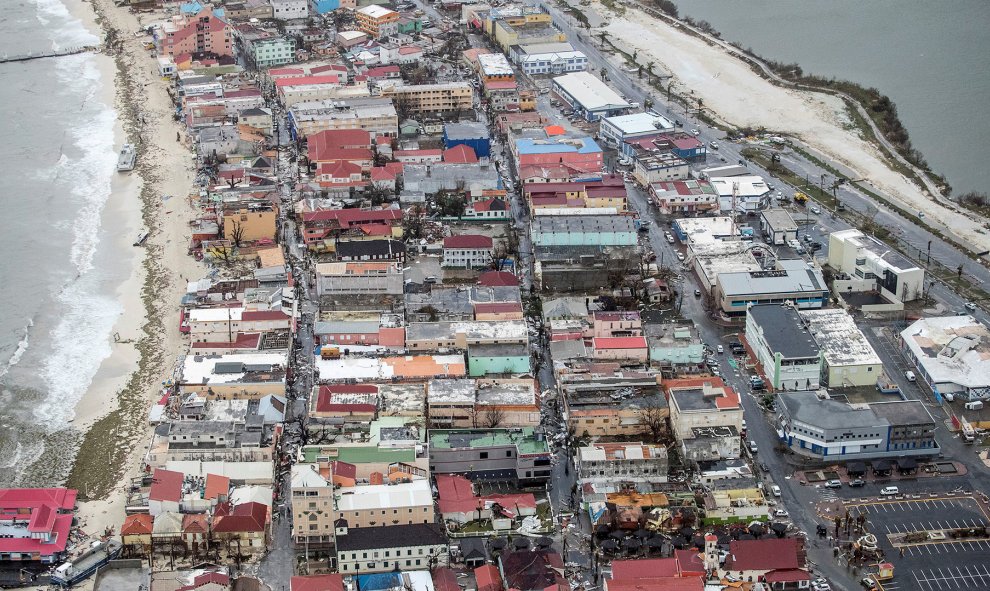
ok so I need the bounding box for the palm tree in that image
[646,61,655,83]
[637,65,643,79]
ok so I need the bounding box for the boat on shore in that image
[117,144,136,172]
[133,230,149,246]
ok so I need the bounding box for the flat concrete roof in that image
[799,308,882,367]
[747,304,821,359]
[552,71,630,111]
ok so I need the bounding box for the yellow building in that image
[355,5,400,39]
[380,82,474,115]
[291,463,337,549]
[485,8,563,50]
[223,206,277,242]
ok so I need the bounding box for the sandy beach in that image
[62,0,205,545]
[587,0,990,252]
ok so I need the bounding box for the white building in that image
[270,0,309,20]
[760,207,798,246]
[745,304,822,391]
[599,111,674,148]
[632,151,690,185]
[335,523,448,574]
[315,261,404,296]
[551,71,630,121]
[513,42,588,75]
[442,235,494,269]
[829,229,926,302]
[799,308,883,388]
[288,97,398,139]
[901,315,990,401]
[708,175,770,213]
[575,442,668,483]
[477,52,514,78]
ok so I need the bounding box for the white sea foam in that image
[0,319,33,380]
[54,55,118,276]
[36,280,122,430]
[35,0,99,49]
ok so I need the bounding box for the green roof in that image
[301,445,416,464]
[429,428,549,455]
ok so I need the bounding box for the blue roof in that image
[358,573,402,591]
[180,1,203,14]
[515,137,601,155]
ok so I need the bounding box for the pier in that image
[0,46,100,65]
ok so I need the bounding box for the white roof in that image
[603,111,674,135]
[708,175,770,198]
[799,308,883,367]
[230,485,273,508]
[338,30,367,40]
[291,464,331,488]
[478,52,514,77]
[165,460,274,483]
[901,316,990,391]
[533,207,618,216]
[357,5,398,18]
[427,378,476,403]
[189,307,244,322]
[552,71,630,111]
[521,50,585,63]
[181,352,287,384]
[335,480,432,511]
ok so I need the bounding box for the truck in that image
[793,192,808,205]
[320,346,341,360]
[961,417,976,444]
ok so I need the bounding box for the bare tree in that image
[482,406,506,429]
[638,397,669,444]
[228,219,245,247]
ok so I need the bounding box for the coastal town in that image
[5,1,990,591]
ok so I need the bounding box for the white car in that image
[965,302,978,311]
[810,205,821,214]
[716,345,724,354]
[880,486,900,496]
[676,252,685,261]
[690,129,700,136]
[665,233,675,244]
[773,509,789,518]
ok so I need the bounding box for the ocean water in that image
[0,0,129,486]
[671,0,990,197]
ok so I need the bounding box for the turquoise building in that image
[468,343,530,376]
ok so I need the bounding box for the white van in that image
[880,486,899,496]
[964,400,984,411]
[904,370,916,382]
[771,485,781,497]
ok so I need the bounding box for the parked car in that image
[694,289,702,297]
[770,484,781,497]
[849,479,866,487]
[773,509,788,518]
[880,486,900,496]
[904,370,916,382]
[810,205,821,214]
[665,233,675,243]
[824,479,842,489]
[860,578,877,591]
[676,252,685,261]
[965,302,978,311]
[709,141,719,150]
[749,441,758,454]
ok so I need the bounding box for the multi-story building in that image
[551,71,631,121]
[314,262,404,296]
[599,112,675,148]
[0,488,77,564]
[644,322,705,368]
[270,0,309,20]
[290,464,335,549]
[442,235,494,268]
[649,180,718,215]
[745,304,822,391]
[776,390,939,461]
[483,6,564,50]
[178,351,287,399]
[427,378,539,429]
[249,37,296,68]
[575,442,668,483]
[829,228,926,303]
[159,8,233,58]
[799,308,884,388]
[632,151,690,185]
[759,207,798,246]
[334,480,434,528]
[288,97,398,140]
[715,261,829,315]
[513,135,602,171]
[512,42,587,75]
[355,5,400,39]
[222,204,278,242]
[380,82,474,115]
[428,428,552,485]
[335,523,448,574]
[665,377,743,461]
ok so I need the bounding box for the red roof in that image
[315,148,373,164]
[191,332,261,350]
[611,558,680,580]
[471,198,506,213]
[444,144,478,164]
[544,125,566,136]
[177,572,230,591]
[0,488,77,511]
[593,337,648,350]
[308,129,372,161]
[436,474,537,515]
[315,384,379,414]
[371,166,396,181]
[673,549,706,576]
[292,574,345,591]
[205,473,230,501]
[762,569,811,583]
[213,501,268,533]
[182,513,209,535]
[332,461,357,480]
[149,468,184,503]
[484,80,517,90]
[302,208,401,226]
[475,565,503,591]
[607,578,703,591]
[275,74,340,88]
[364,65,401,78]
[478,271,519,286]
[395,149,443,158]
[242,310,290,322]
[475,302,522,315]
[121,513,153,536]
[444,234,493,249]
[726,538,799,572]
[433,568,462,591]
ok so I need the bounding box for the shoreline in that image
[62,0,204,537]
[580,0,990,255]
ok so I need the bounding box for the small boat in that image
[133,231,149,246]
[117,144,136,172]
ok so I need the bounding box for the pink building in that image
[160,8,233,58]
[592,336,649,363]
[591,311,642,338]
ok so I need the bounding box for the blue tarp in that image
[357,573,402,591]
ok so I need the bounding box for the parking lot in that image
[844,496,990,591]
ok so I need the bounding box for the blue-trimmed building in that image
[715,260,828,316]
[776,390,938,461]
